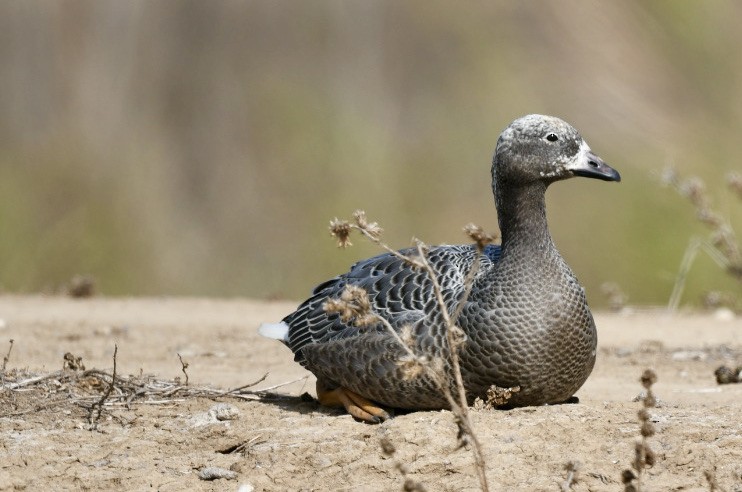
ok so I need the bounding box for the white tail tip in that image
[258,322,289,341]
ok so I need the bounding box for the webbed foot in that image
[316,380,391,423]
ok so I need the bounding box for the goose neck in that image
[496,181,554,254]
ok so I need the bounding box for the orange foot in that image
[316,380,391,423]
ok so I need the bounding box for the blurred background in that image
[1,1,742,307]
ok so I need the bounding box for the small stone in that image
[198,467,237,481]
[713,307,735,321]
[310,455,332,469]
[671,350,707,361]
[714,365,741,384]
[211,403,240,421]
[191,404,241,427]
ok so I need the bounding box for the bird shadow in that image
[252,392,582,422]
[252,391,344,418]
[253,391,416,421]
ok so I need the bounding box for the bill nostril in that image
[588,160,599,168]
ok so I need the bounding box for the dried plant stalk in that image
[89,344,118,429]
[1,339,13,373]
[622,369,658,492]
[662,168,742,310]
[327,210,496,492]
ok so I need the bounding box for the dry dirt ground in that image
[1,295,741,491]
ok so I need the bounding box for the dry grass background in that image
[2,1,742,307]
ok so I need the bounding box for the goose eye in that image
[545,133,559,142]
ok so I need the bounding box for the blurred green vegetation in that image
[1,1,742,307]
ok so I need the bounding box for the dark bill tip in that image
[573,151,621,182]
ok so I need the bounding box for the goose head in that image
[492,114,621,188]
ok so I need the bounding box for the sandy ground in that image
[1,295,741,491]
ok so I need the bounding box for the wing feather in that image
[284,244,501,365]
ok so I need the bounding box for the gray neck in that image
[494,179,556,258]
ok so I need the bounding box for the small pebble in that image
[190,403,240,427]
[714,308,735,322]
[715,365,741,384]
[671,350,707,361]
[198,466,237,481]
[210,403,240,421]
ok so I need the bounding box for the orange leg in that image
[316,380,391,423]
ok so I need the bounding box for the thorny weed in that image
[662,168,742,310]
[328,210,498,492]
[622,369,658,492]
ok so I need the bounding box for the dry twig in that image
[89,344,118,429]
[2,339,13,373]
[177,353,190,386]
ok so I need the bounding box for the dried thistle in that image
[474,384,521,410]
[399,324,415,348]
[486,384,520,408]
[463,223,497,249]
[623,369,658,492]
[380,435,427,491]
[341,284,371,311]
[63,352,86,371]
[329,218,353,248]
[448,325,468,352]
[323,284,379,328]
[621,469,637,490]
[640,369,657,389]
[397,355,426,381]
[353,209,383,240]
